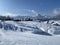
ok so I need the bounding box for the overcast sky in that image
[0,0,60,16]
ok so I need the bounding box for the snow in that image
[0,21,60,45]
[0,29,60,45]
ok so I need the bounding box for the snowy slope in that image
[0,29,60,45]
[0,21,60,45]
[0,21,60,35]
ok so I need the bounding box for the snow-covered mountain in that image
[12,14,60,21]
[0,21,60,45]
[0,14,60,21]
[0,20,60,35]
[0,14,60,45]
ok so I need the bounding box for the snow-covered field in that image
[0,21,60,45]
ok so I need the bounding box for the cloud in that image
[2,13,17,17]
[31,10,38,15]
[53,8,60,15]
[23,9,38,16]
[1,9,38,17]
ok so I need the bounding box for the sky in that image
[0,0,60,16]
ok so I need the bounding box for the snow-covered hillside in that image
[0,21,60,35]
[0,21,60,45]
